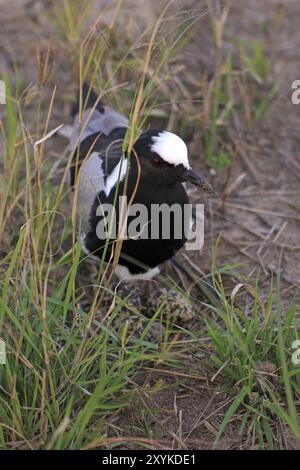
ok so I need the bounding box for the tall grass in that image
[0,0,208,449]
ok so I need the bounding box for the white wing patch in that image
[150,131,190,169]
[103,157,128,197]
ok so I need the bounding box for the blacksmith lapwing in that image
[68,83,216,280]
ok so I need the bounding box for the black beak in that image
[184,168,217,196]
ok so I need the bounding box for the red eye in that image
[153,156,166,166]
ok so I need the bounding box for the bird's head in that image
[133,130,216,195]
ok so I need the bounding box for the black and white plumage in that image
[68,84,215,280]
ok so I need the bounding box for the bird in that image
[67,83,216,280]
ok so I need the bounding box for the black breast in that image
[84,171,190,274]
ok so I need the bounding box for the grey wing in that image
[69,106,129,154]
[61,82,129,148]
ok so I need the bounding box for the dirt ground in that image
[1,0,300,450]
